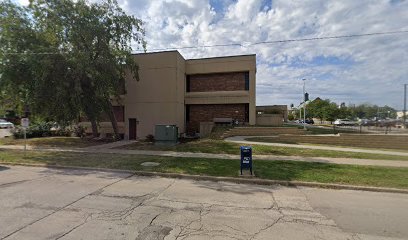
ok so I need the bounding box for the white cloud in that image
[16,0,408,109]
[16,0,29,6]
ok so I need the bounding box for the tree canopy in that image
[293,98,398,122]
[0,0,146,137]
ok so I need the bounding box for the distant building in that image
[396,111,408,119]
[256,105,288,123]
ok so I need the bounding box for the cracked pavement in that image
[0,166,407,240]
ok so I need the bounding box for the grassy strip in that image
[0,137,108,148]
[246,136,408,153]
[2,136,407,161]
[305,127,360,135]
[119,139,408,161]
[0,150,407,189]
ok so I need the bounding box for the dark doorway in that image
[129,118,137,140]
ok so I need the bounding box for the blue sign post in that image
[240,146,253,175]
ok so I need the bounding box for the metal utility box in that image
[155,124,178,145]
[240,146,253,175]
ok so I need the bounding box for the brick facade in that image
[187,72,248,92]
[186,104,249,133]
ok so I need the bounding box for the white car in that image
[333,119,357,126]
[0,119,14,129]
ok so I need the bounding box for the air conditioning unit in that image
[155,124,178,145]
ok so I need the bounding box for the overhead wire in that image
[1,29,408,55]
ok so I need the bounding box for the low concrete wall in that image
[199,122,214,138]
[0,129,13,138]
[256,114,283,126]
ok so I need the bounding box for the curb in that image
[1,162,407,194]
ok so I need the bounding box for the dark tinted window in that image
[244,72,249,90]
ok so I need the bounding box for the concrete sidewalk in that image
[225,136,408,156]
[1,143,408,168]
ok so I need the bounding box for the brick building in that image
[81,50,256,139]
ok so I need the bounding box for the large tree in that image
[306,98,339,122]
[0,0,146,138]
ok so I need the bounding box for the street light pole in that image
[303,78,306,130]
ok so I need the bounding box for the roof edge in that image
[186,54,256,61]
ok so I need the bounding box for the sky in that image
[16,0,408,110]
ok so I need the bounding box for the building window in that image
[244,72,249,90]
[186,75,191,92]
[186,105,190,122]
[245,103,249,122]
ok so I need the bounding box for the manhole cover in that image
[141,162,160,167]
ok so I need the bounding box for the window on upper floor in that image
[186,75,191,92]
[186,71,249,92]
[244,72,249,90]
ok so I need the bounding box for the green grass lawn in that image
[118,139,408,161]
[0,149,407,189]
[0,137,108,148]
[246,136,408,153]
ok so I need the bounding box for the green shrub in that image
[145,134,155,142]
[12,122,73,139]
[73,125,86,138]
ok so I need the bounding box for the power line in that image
[2,29,408,55]
[138,29,408,52]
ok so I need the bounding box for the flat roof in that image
[131,50,255,61]
[186,54,256,61]
[131,50,180,56]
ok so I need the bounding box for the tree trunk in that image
[90,119,99,138]
[106,101,120,140]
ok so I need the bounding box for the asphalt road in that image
[0,165,407,240]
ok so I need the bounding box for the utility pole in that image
[404,84,407,128]
[302,78,306,130]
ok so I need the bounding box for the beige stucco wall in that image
[110,52,257,139]
[185,55,256,125]
[256,114,283,126]
[124,51,185,139]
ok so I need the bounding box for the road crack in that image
[1,173,136,240]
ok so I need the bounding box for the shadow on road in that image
[0,165,10,171]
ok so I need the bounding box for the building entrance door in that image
[129,118,137,140]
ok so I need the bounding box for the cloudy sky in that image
[17,0,408,110]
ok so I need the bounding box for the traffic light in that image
[304,92,309,102]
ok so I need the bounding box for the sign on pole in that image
[21,118,29,156]
[21,118,30,128]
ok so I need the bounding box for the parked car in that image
[305,119,314,124]
[334,119,357,126]
[0,119,14,129]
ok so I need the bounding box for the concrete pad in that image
[1,166,408,240]
[157,179,276,209]
[0,165,49,186]
[301,187,408,239]
[6,209,88,240]
[253,222,353,240]
[0,167,131,239]
[100,176,175,198]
